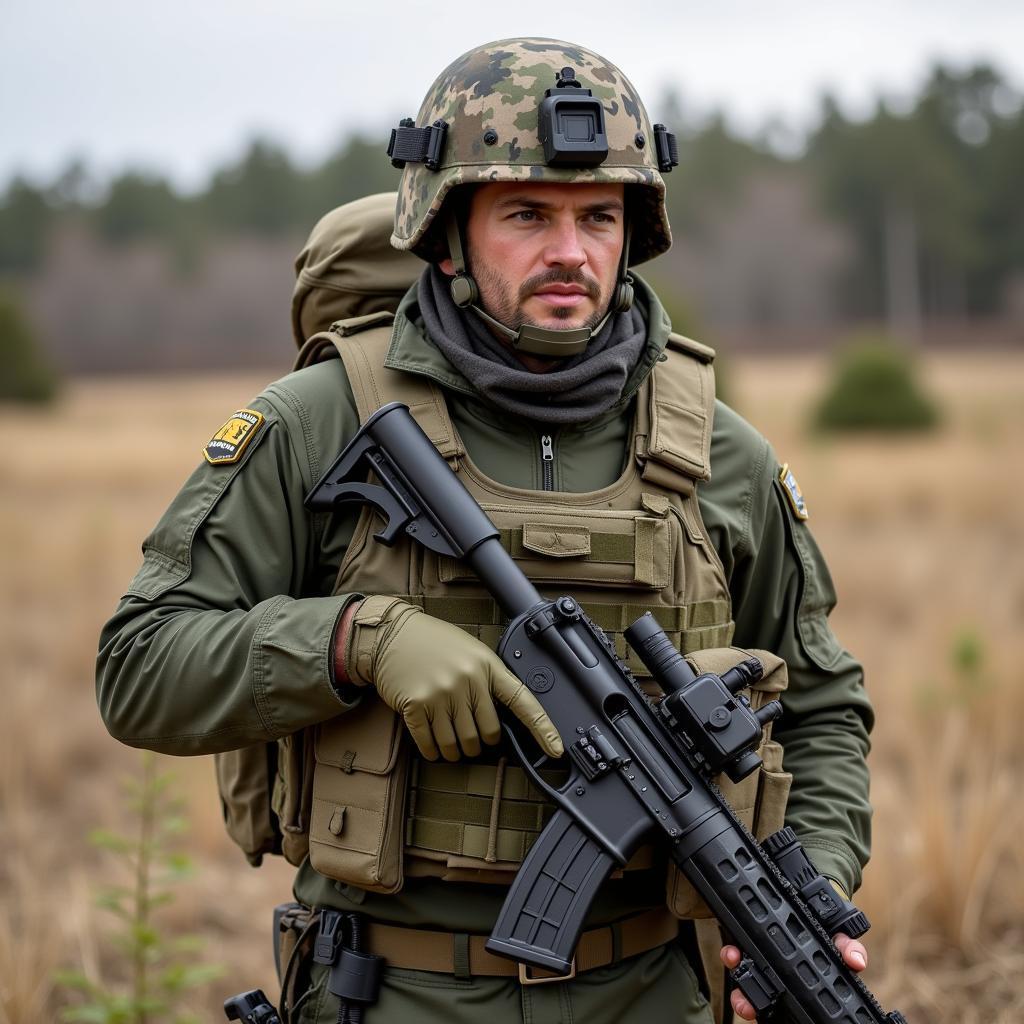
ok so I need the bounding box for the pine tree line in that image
[2,62,1022,323]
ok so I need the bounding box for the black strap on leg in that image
[314,910,384,1024]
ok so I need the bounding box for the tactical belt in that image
[364,906,678,982]
[280,905,678,990]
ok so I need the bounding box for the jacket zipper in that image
[540,434,555,490]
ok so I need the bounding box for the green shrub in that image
[0,292,59,403]
[55,752,222,1024]
[813,335,939,433]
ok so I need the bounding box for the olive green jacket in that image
[97,283,872,916]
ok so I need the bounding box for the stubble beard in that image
[473,261,607,332]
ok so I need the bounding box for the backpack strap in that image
[293,311,395,371]
[635,332,717,495]
[293,312,464,464]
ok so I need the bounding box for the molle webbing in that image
[388,592,734,675]
[440,523,670,589]
[406,759,561,864]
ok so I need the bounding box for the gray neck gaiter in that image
[417,265,647,425]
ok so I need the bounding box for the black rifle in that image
[307,402,907,1024]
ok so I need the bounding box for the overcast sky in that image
[3,0,1022,192]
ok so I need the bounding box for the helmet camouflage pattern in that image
[391,37,673,265]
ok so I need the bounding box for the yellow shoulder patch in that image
[204,409,265,465]
[779,463,809,520]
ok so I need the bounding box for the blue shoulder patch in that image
[779,463,809,521]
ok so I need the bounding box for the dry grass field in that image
[2,352,1022,1023]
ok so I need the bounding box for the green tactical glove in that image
[345,596,564,763]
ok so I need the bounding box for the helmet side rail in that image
[305,402,907,1024]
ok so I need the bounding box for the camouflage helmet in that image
[390,37,676,265]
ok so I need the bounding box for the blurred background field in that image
[2,4,1024,1021]
[2,353,1022,1022]
[4,58,1024,376]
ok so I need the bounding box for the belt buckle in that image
[518,957,576,986]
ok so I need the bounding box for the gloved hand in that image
[343,596,563,763]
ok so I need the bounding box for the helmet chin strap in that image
[445,210,633,359]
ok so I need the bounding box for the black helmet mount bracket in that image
[538,67,609,168]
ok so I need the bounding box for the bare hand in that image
[719,933,867,1021]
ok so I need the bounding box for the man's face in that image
[441,181,626,333]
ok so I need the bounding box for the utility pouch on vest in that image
[665,646,792,920]
[435,505,675,591]
[416,498,733,678]
[214,734,313,868]
[214,743,282,867]
[309,697,410,894]
[272,730,315,866]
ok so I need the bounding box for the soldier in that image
[98,38,873,1024]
